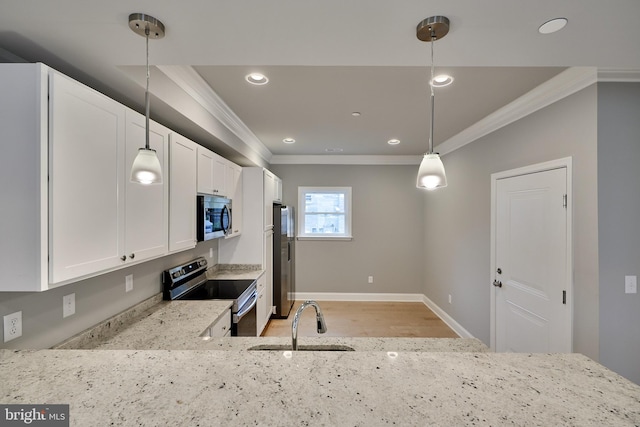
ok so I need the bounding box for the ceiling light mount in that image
[128,13,165,39]
[416,16,450,42]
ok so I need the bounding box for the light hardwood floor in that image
[261,300,459,338]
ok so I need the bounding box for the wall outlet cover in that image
[63,293,76,318]
[3,311,23,342]
[625,275,637,294]
[368,276,374,284]
[125,274,134,293]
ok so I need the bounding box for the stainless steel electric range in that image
[162,257,257,336]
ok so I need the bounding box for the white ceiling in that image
[1,1,639,164]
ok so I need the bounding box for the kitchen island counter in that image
[2,349,639,426]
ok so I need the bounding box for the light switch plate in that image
[63,293,76,318]
[125,274,133,293]
[4,311,23,342]
[625,275,637,294]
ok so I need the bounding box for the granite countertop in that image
[2,349,639,426]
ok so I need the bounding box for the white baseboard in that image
[294,292,425,302]
[293,292,474,339]
[421,294,474,339]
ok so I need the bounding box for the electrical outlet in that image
[625,275,637,294]
[3,311,22,342]
[125,274,134,293]
[209,247,214,258]
[63,293,75,318]
[368,276,374,284]
[448,294,452,304]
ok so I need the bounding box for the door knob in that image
[493,280,503,288]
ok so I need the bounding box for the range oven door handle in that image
[234,291,258,322]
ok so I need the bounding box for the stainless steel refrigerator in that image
[272,204,295,318]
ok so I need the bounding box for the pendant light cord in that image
[429,30,436,155]
[144,26,150,150]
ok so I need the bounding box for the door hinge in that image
[562,290,567,305]
[562,194,567,208]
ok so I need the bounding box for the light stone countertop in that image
[1,349,639,426]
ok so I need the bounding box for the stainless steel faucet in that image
[291,300,327,350]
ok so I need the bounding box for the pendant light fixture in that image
[416,16,449,190]
[128,13,165,185]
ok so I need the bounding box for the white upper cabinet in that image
[124,110,169,263]
[197,146,233,197]
[274,176,283,203]
[212,154,228,196]
[226,163,243,237]
[197,146,215,195]
[0,64,50,291]
[0,63,173,290]
[50,75,170,284]
[168,133,197,252]
[263,169,275,230]
[49,70,128,284]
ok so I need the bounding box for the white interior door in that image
[493,163,571,353]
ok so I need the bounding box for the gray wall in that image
[0,241,218,349]
[270,164,425,295]
[421,85,599,359]
[598,82,640,384]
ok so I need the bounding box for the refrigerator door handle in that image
[287,241,291,261]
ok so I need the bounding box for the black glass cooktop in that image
[178,279,255,300]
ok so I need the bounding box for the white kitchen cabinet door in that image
[226,163,243,237]
[263,170,275,230]
[197,146,214,195]
[124,111,169,262]
[49,71,127,284]
[256,273,268,335]
[274,176,283,203]
[264,230,274,322]
[212,153,228,196]
[168,133,197,252]
[209,309,232,338]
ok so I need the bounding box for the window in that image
[297,186,352,240]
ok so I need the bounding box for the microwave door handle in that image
[222,205,231,235]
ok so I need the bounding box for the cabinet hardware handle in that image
[493,280,503,288]
[129,253,135,259]
[120,255,126,261]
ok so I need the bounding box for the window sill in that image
[296,236,353,241]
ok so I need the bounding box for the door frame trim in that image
[489,157,573,351]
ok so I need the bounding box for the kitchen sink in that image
[247,344,355,352]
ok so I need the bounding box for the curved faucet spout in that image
[292,300,327,350]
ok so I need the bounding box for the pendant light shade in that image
[415,16,449,190]
[130,148,163,185]
[417,153,447,190]
[129,13,165,185]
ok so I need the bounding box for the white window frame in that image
[297,186,352,241]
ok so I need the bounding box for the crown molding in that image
[597,69,640,82]
[156,65,273,162]
[436,67,598,157]
[269,155,420,165]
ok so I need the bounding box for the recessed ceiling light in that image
[538,18,568,34]
[430,74,454,87]
[351,112,361,117]
[325,148,343,153]
[387,139,400,145]
[283,138,295,144]
[245,73,269,85]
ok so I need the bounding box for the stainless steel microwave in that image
[197,195,232,241]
